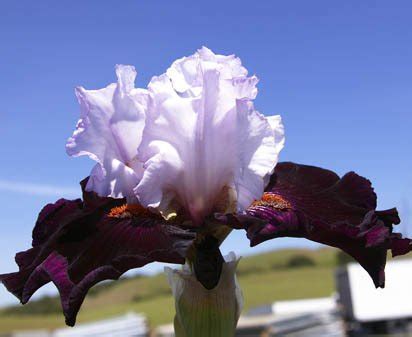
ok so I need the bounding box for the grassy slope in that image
[0,248,338,333]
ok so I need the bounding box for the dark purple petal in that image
[0,180,195,326]
[220,162,411,288]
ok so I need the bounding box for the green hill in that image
[0,248,343,333]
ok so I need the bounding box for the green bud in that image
[165,252,243,337]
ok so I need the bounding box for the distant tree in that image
[286,254,316,268]
[1,296,61,315]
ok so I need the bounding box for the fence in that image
[52,313,148,337]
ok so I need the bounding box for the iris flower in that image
[1,48,410,335]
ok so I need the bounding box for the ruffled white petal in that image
[235,101,285,211]
[136,47,284,222]
[267,114,285,156]
[66,65,148,200]
[166,46,248,96]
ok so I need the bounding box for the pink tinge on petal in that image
[136,47,284,223]
[66,65,148,200]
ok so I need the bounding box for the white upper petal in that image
[136,48,285,222]
[66,65,148,200]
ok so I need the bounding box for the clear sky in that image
[0,0,411,306]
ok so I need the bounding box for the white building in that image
[336,258,412,335]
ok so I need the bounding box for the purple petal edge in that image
[0,178,195,326]
[219,162,411,288]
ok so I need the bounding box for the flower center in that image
[251,192,291,210]
[108,204,155,218]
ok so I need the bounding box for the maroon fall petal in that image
[0,180,196,326]
[219,162,411,288]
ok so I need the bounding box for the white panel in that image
[272,297,337,317]
[347,259,412,322]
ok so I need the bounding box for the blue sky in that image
[0,0,411,306]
